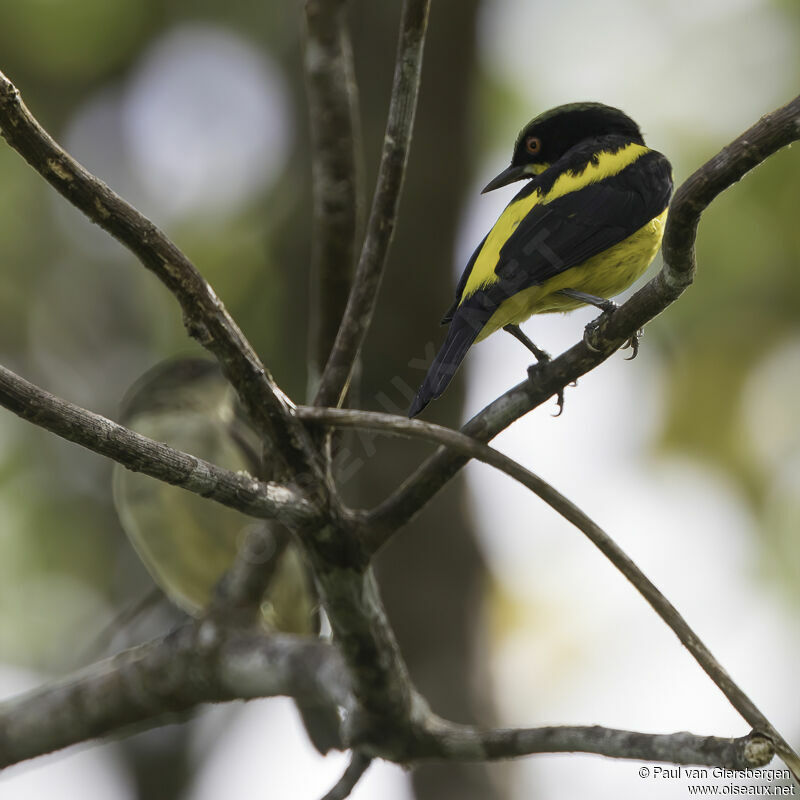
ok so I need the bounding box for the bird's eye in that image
[525,136,542,155]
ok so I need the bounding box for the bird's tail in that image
[409,309,485,417]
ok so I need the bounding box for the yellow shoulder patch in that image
[460,143,650,303]
[541,142,649,204]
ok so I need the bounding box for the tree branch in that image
[298,406,800,776]
[314,0,431,408]
[304,0,363,390]
[0,626,350,769]
[419,722,772,770]
[0,69,323,485]
[0,364,316,526]
[662,95,800,289]
[0,25,796,792]
[366,93,800,540]
[254,2,436,747]
[0,619,773,775]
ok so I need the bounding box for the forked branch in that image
[0,620,773,773]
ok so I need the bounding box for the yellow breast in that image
[475,206,668,341]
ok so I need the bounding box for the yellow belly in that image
[476,207,667,341]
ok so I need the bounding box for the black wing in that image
[486,150,672,302]
[410,151,672,417]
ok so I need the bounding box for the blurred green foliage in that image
[0,0,153,80]
[0,0,309,671]
[656,144,800,539]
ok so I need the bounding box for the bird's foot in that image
[583,313,642,360]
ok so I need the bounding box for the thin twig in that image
[420,723,772,770]
[298,406,800,776]
[320,751,372,800]
[304,0,363,390]
[366,93,800,541]
[314,0,431,408]
[0,364,316,526]
[0,70,323,484]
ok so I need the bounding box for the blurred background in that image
[0,0,798,798]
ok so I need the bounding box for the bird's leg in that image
[557,288,641,360]
[503,324,565,416]
[557,287,617,313]
[503,324,551,362]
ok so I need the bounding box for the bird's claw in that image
[552,388,565,416]
[527,361,566,417]
[583,317,604,353]
[622,328,643,360]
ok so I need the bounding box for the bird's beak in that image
[481,164,529,194]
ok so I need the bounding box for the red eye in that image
[525,136,542,155]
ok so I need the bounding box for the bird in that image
[408,102,673,418]
[112,357,340,753]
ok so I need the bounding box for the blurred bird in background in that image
[113,357,340,753]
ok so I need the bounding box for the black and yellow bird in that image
[408,102,673,417]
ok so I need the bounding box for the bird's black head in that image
[482,102,645,193]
